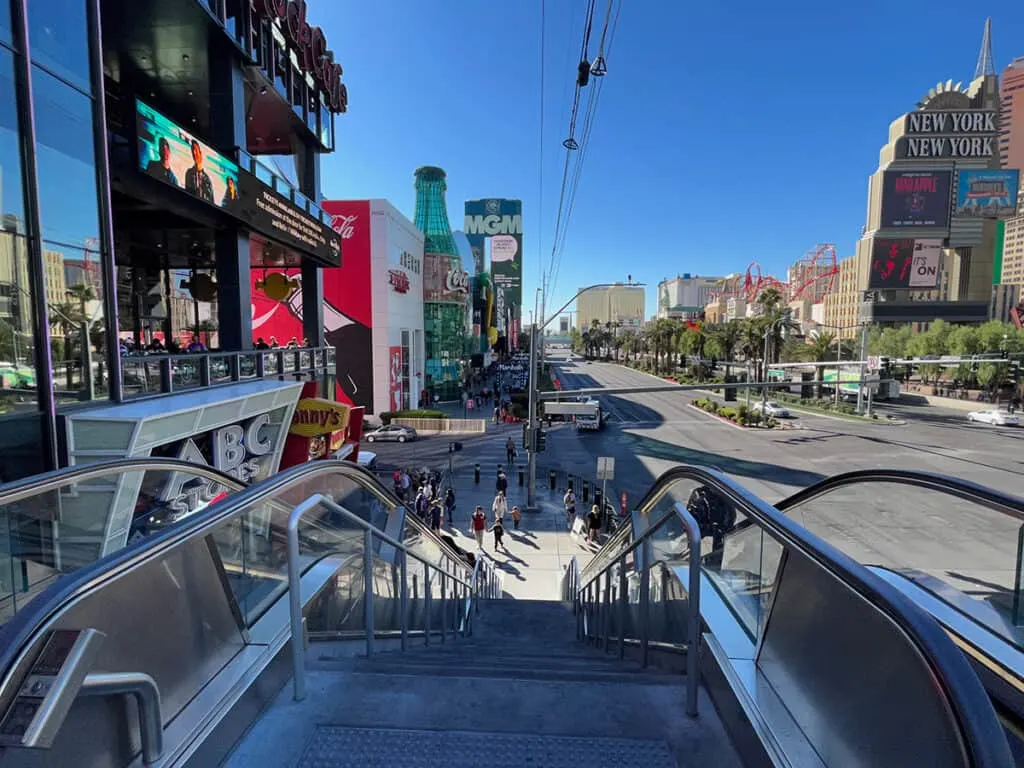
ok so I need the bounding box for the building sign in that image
[157,414,276,514]
[252,0,348,113]
[465,198,523,346]
[137,99,341,265]
[388,269,410,293]
[896,110,998,159]
[879,170,952,229]
[399,250,421,274]
[289,397,351,437]
[331,213,358,239]
[955,169,1020,218]
[869,239,916,290]
[908,239,942,288]
[445,268,470,293]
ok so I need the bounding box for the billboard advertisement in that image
[464,198,522,344]
[879,170,952,229]
[868,238,916,290]
[423,253,470,303]
[908,239,942,288]
[137,99,340,265]
[955,169,1020,218]
[388,346,403,411]
[250,200,374,410]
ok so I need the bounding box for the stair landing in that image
[224,601,741,768]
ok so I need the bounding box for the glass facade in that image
[414,166,467,402]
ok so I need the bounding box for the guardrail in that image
[392,418,487,434]
[120,346,336,399]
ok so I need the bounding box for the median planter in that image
[690,398,780,429]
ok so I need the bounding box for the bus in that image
[822,370,901,401]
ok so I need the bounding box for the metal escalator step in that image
[297,726,676,768]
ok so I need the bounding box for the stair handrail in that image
[286,493,473,701]
[575,499,701,717]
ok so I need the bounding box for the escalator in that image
[0,459,1014,767]
[774,471,1024,763]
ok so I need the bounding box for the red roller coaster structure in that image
[708,243,838,304]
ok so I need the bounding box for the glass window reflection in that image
[27,0,91,92]
[32,65,100,249]
[51,245,108,404]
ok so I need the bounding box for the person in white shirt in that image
[492,490,508,521]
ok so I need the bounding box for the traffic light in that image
[535,428,547,453]
[448,441,462,454]
[522,422,531,451]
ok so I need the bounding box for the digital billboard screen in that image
[868,238,916,290]
[879,170,952,229]
[136,99,340,266]
[955,169,1020,219]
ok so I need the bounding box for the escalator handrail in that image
[773,467,1024,522]
[637,464,1014,768]
[0,457,248,506]
[0,459,471,702]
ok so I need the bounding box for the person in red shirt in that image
[471,505,487,549]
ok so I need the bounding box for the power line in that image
[538,0,546,283]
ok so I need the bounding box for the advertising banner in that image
[423,253,470,303]
[389,346,404,411]
[464,198,522,342]
[137,99,340,265]
[869,238,916,290]
[908,239,942,288]
[955,169,1020,218]
[880,170,952,229]
[250,200,374,411]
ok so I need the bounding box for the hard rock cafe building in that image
[0,0,359,492]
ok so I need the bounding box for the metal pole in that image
[603,568,612,652]
[440,571,447,644]
[760,328,770,419]
[675,503,702,718]
[527,323,539,508]
[400,550,408,651]
[834,333,842,407]
[618,556,628,659]
[745,360,751,409]
[364,528,375,658]
[856,322,868,414]
[424,572,432,646]
[639,538,651,668]
[80,673,163,765]
[288,495,325,701]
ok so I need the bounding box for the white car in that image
[967,410,1020,427]
[752,401,790,418]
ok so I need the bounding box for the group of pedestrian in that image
[409,475,456,533]
[563,486,603,544]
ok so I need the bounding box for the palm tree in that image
[806,331,837,397]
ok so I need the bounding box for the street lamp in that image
[525,280,645,509]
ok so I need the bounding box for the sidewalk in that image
[441,459,602,601]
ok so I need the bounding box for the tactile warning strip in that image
[297,726,677,767]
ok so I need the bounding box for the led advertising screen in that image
[879,170,952,229]
[137,99,240,209]
[868,238,916,290]
[136,99,340,266]
[955,169,1020,219]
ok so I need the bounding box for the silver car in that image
[365,424,418,443]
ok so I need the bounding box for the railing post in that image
[400,550,408,652]
[364,528,375,658]
[603,569,612,652]
[440,571,447,644]
[424,573,432,646]
[619,555,628,659]
[288,495,326,701]
[640,537,651,669]
[675,502,703,718]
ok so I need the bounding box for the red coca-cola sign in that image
[388,269,410,294]
[253,0,348,114]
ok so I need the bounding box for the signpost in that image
[596,456,615,527]
[867,356,881,373]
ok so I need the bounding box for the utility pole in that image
[760,327,770,419]
[526,322,539,507]
[856,322,868,414]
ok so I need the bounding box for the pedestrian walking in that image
[415,487,430,520]
[495,470,508,495]
[505,437,517,466]
[563,487,577,530]
[471,505,487,549]
[587,504,602,544]
[400,469,411,500]
[429,499,443,532]
[489,516,506,550]
[511,505,521,530]
[492,490,508,521]
[444,487,456,528]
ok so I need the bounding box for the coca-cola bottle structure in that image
[414,166,468,401]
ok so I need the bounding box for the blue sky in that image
[318,1,1024,320]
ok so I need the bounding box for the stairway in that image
[224,600,742,768]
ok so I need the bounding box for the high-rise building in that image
[1000,57,1024,171]
[656,274,722,319]
[823,256,860,338]
[415,166,469,401]
[577,284,645,332]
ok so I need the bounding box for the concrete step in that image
[339,652,649,673]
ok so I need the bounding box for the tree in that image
[805,331,837,396]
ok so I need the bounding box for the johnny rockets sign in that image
[289,397,351,438]
[253,0,348,113]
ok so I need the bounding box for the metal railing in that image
[285,493,500,701]
[566,501,702,717]
[120,346,336,399]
